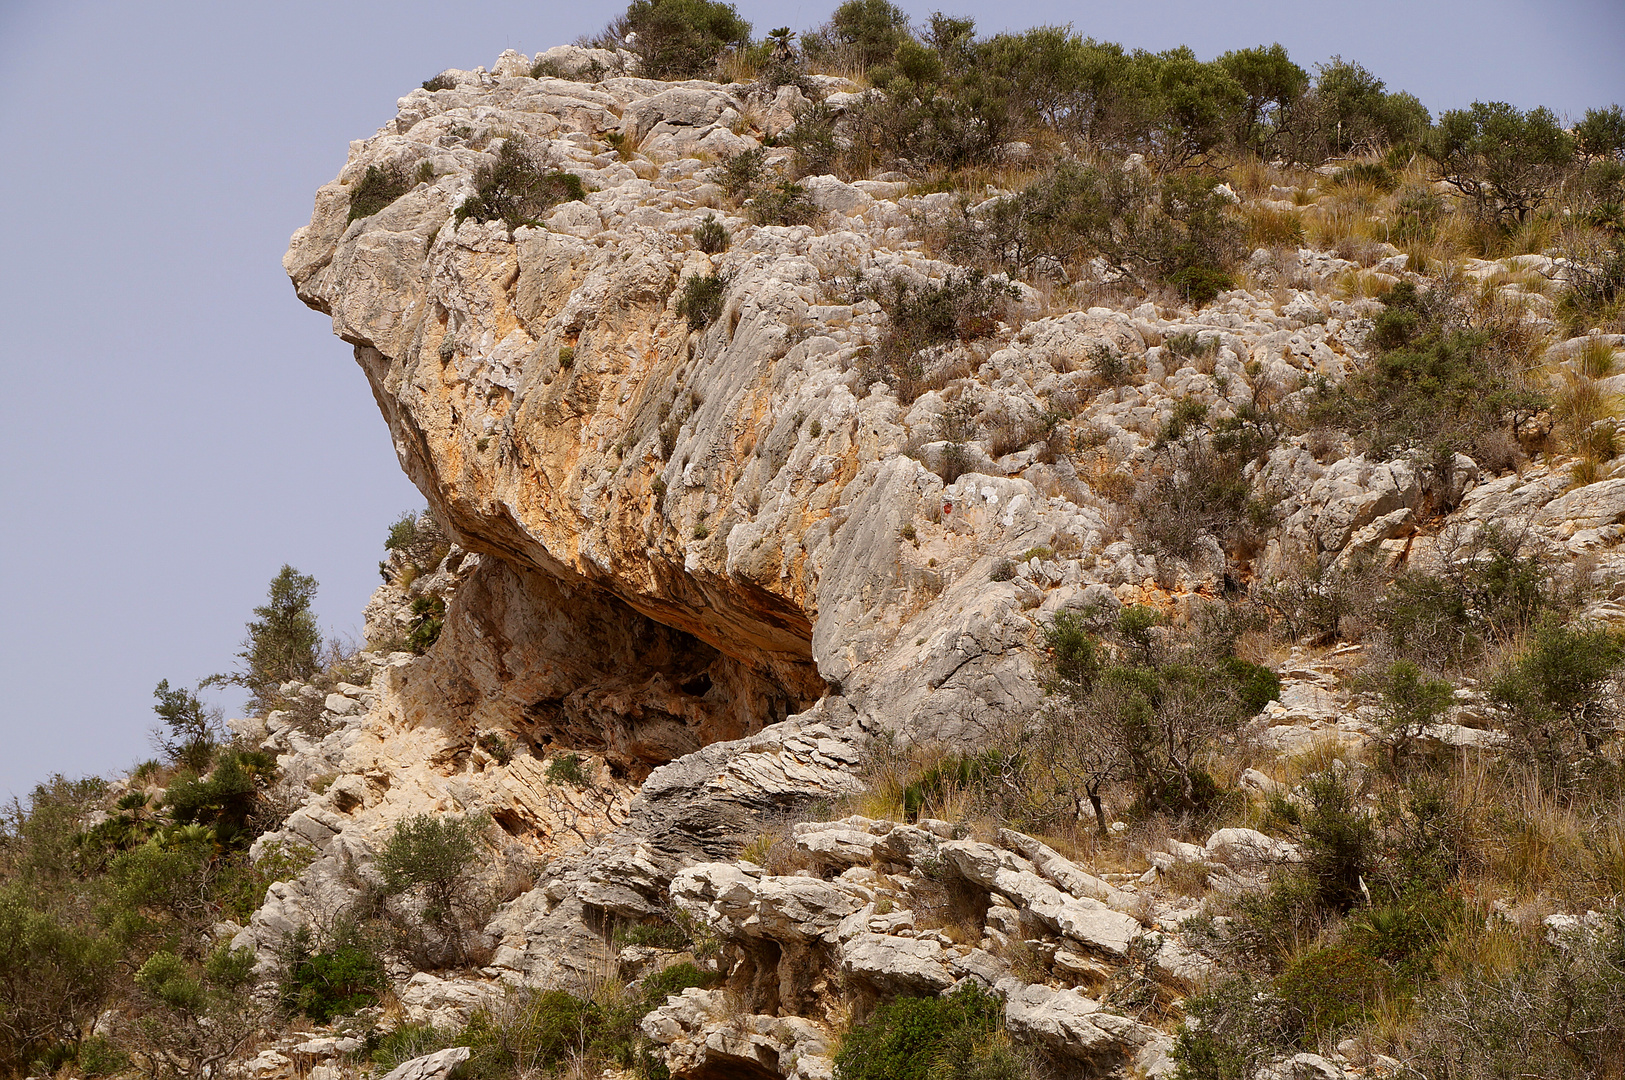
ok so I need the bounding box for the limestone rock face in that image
[271,49,1625,1079]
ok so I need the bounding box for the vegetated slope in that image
[6,10,1625,1080]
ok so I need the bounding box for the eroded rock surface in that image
[257,49,1625,1077]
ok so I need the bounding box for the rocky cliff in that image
[254,47,1625,1078]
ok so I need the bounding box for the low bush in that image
[834,986,1027,1080]
[1371,660,1455,768]
[1173,976,1293,1080]
[457,981,674,1080]
[130,946,260,1080]
[692,213,729,253]
[1395,914,1625,1080]
[347,163,412,223]
[377,813,491,966]
[162,749,277,848]
[864,271,1018,402]
[1378,524,1547,669]
[278,924,386,1022]
[408,596,446,654]
[715,145,766,198]
[676,272,728,329]
[749,180,821,226]
[546,752,591,786]
[1491,617,1625,788]
[948,162,1242,303]
[1311,279,1545,481]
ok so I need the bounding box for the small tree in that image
[151,680,220,773]
[1425,101,1576,225]
[130,946,260,1080]
[814,0,911,69]
[1575,104,1625,162]
[1372,660,1455,769]
[377,814,490,966]
[1217,43,1308,156]
[610,0,752,80]
[236,565,322,714]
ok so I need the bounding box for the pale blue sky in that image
[0,1,1619,800]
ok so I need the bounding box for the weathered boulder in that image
[378,1047,471,1080]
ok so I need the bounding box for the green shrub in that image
[76,1035,129,1078]
[640,961,718,1005]
[347,163,412,223]
[616,922,690,949]
[458,987,660,1080]
[558,345,576,369]
[1396,914,1625,1080]
[277,924,386,1023]
[377,813,490,966]
[1378,524,1547,669]
[714,146,766,198]
[1218,656,1282,715]
[546,752,590,786]
[0,886,118,1075]
[1218,44,1309,157]
[1301,57,1431,160]
[834,987,1021,1080]
[813,0,910,69]
[1275,942,1384,1039]
[611,0,751,80]
[422,73,458,92]
[1268,770,1375,913]
[1491,617,1625,785]
[676,272,728,329]
[1371,660,1455,767]
[1576,104,1625,162]
[864,271,1017,402]
[749,180,821,226]
[408,596,446,654]
[456,140,585,228]
[130,945,260,1079]
[151,679,220,773]
[378,813,485,914]
[951,163,1242,299]
[163,749,276,847]
[1173,976,1293,1080]
[692,213,729,253]
[1312,279,1544,475]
